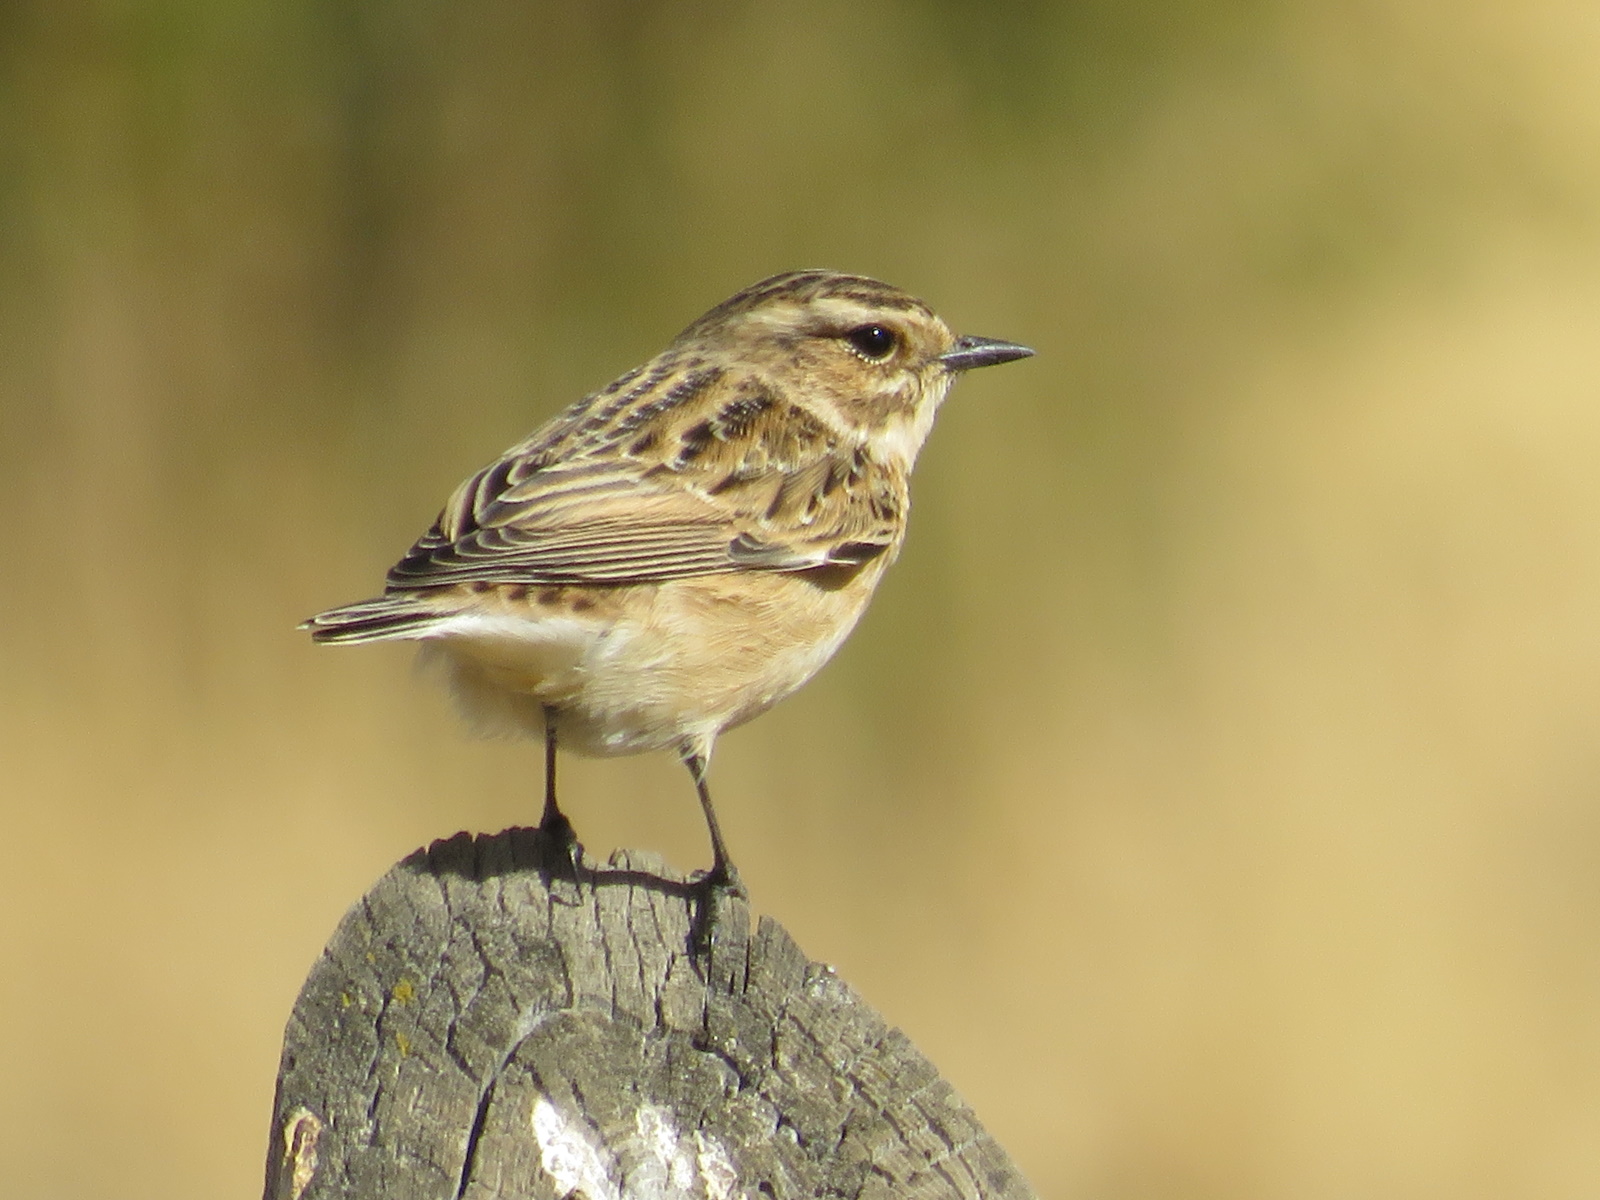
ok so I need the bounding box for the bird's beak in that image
[940,335,1036,372]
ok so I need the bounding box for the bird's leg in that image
[682,744,747,955]
[681,746,746,898]
[539,705,576,854]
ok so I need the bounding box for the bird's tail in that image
[300,596,447,644]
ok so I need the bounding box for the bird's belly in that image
[424,569,878,757]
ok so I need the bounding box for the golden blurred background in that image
[5,1,1600,1196]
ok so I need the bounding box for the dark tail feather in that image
[300,597,445,644]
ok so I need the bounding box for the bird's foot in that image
[690,862,748,955]
[695,860,747,900]
[537,808,577,853]
[536,809,583,901]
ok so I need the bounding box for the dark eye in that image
[844,324,898,361]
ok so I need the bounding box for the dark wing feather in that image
[385,364,906,592]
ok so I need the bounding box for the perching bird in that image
[304,270,1033,892]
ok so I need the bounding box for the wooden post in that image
[265,828,1036,1200]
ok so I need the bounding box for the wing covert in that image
[384,367,907,592]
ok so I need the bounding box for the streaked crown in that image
[669,270,1029,464]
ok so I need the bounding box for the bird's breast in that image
[424,565,887,756]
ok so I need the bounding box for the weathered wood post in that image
[265,827,1035,1199]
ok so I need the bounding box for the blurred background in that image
[4,1,1600,1196]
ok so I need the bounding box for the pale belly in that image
[420,566,882,758]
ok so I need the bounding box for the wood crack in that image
[264,828,1033,1200]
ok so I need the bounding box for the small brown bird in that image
[305,270,1032,891]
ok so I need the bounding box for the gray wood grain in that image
[265,828,1035,1200]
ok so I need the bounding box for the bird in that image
[303,269,1033,894]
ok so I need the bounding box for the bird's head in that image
[673,269,1034,466]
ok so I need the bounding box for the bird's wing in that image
[385,367,906,591]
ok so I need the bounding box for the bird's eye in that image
[844,324,898,361]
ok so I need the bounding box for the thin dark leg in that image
[539,705,575,850]
[682,748,744,896]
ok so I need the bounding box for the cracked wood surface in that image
[265,827,1036,1200]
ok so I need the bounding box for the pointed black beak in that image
[940,334,1036,372]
